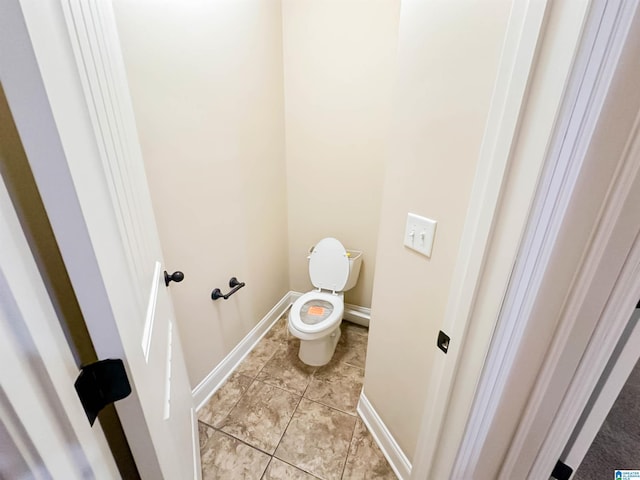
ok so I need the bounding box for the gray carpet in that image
[574,357,640,479]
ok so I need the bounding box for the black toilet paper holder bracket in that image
[211,277,245,300]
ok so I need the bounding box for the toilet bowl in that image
[288,237,362,366]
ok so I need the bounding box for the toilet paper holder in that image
[211,277,245,300]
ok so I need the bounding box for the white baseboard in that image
[192,291,295,410]
[344,302,371,327]
[190,408,202,480]
[290,291,371,327]
[357,392,412,480]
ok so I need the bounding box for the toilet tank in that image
[343,249,362,292]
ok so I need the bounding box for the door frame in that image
[447,0,640,478]
[1,0,196,477]
[0,160,120,479]
[522,109,640,478]
[413,0,640,478]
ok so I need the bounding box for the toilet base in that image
[297,325,341,366]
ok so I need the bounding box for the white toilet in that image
[288,237,362,366]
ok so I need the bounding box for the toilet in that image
[288,237,362,366]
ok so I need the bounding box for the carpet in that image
[574,357,640,479]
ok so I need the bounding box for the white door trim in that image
[500,1,640,476]
[0,159,120,478]
[451,0,640,478]
[409,1,550,477]
[454,0,636,474]
[526,113,640,478]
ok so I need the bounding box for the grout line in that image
[266,381,305,398]
[261,457,274,480]
[271,391,304,461]
[197,373,255,428]
[301,364,317,398]
[343,363,366,371]
[252,345,278,379]
[237,313,289,380]
[301,362,364,416]
[219,378,303,422]
[340,415,359,480]
[209,425,275,457]
[236,372,255,382]
[200,418,324,480]
[210,379,256,429]
[337,360,366,372]
[274,457,324,479]
[304,397,359,418]
[197,419,211,437]
[205,379,303,457]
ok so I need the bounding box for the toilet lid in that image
[309,237,349,291]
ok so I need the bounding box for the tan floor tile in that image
[257,342,317,395]
[305,361,364,415]
[263,314,291,344]
[342,321,369,338]
[201,429,270,480]
[219,380,301,454]
[343,418,397,479]
[199,373,253,427]
[237,338,280,378]
[198,421,215,452]
[275,398,356,480]
[335,328,368,369]
[262,457,320,480]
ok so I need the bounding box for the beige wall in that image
[113,0,289,387]
[282,0,399,307]
[363,0,512,460]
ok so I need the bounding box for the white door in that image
[0,0,199,478]
[0,169,120,479]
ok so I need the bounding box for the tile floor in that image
[197,313,397,480]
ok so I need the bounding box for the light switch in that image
[404,213,437,257]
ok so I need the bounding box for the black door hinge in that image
[551,459,573,480]
[74,358,132,426]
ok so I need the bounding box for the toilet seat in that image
[289,291,344,340]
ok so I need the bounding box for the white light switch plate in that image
[404,213,437,257]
